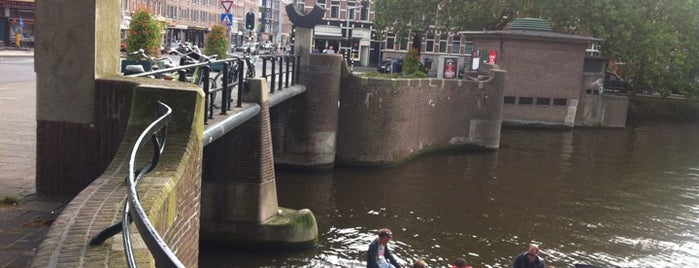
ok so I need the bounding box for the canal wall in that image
[575,73,629,128]
[336,65,506,166]
[627,95,699,123]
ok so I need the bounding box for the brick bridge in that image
[30,1,505,267]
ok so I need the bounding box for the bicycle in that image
[167,42,217,86]
[123,49,176,78]
[242,48,258,78]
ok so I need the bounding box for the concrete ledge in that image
[200,207,318,250]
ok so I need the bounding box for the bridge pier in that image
[272,54,343,170]
[200,79,318,248]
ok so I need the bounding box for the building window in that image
[463,35,473,54]
[519,97,534,105]
[400,36,409,51]
[553,98,567,106]
[451,35,461,54]
[536,98,551,105]
[386,33,395,50]
[439,34,448,53]
[347,2,356,20]
[504,96,516,104]
[331,1,340,18]
[426,34,434,52]
[360,4,369,21]
[465,43,473,55]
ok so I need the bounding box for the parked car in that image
[377,58,426,74]
[378,58,404,73]
[604,72,632,93]
[238,42,259,55]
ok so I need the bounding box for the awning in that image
[314,25,342,40]
[169,25,188,30]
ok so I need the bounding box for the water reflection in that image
[201,123,699,267]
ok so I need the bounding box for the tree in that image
[126,8,163,60]
[205,24,229,60]
[374,0,699,98]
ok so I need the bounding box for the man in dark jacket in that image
[513,244,546,268]
[366,228,402,268]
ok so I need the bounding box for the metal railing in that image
[90,101,184,268]
[259,55,299,94]
[125,54,300,125]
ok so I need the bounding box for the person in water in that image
[513,243,546,268]
[366,228,402,268]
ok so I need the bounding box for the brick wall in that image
[336,68,506,166]
[272,54,343,168]
[36,79,135,197]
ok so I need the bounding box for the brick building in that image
[297,0,378,66]
[465,19,627,128]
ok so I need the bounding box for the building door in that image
[0,20,5,44]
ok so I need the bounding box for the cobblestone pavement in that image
[0,49,66,268]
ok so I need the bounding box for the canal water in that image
[200,123,699,268]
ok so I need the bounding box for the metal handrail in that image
[259,55,298,94]
[125,54,301,125]
[90,101,184,267]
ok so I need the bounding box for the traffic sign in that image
[221,13,233,26]
[221,0,233,13]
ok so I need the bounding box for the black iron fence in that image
[125,54,300,124]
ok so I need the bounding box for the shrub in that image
[126,9,163,60]
[205,24,229,59]
[402,48,422,75]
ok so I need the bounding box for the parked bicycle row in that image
[121,42,301,124]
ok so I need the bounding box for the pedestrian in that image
[412,259,428,268]
[451,257,472,268]
[366,228,403,268]
[325,45,335,54]
[513,244,546,268]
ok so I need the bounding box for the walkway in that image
[0,47,64,268]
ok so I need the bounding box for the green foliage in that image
[1,195,21,206]
[126,9,163,60]
[402,48,422,75]
[375,0,699,97]
[363,71,426,79]
[205,25,229,59]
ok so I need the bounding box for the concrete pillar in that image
[295,27,313,66]
[273,54,343,170]
[34,0,121,196]
[201,79,318,248]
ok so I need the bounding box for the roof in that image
[459,17,602,44]
[509,18,552,31]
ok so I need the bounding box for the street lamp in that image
[346,5,356,72]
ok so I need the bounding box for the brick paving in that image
[0,48,66,268]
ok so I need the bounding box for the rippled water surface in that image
[201,123,699,267]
